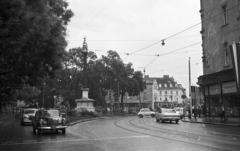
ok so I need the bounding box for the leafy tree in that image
[0,0,73,104]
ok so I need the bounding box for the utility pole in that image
[189,57,192,117]
[43,75,45,108]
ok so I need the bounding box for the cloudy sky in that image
[66,0,202,96]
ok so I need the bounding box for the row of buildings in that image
[106,75,187,113]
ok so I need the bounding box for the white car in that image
[20,108,38,125]
[173,107,184,119]
[155,108,181,124]
[138,108,155,118]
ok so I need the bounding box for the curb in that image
[181,119,240,127]
[66,114,136,126]
[67,117,106,126]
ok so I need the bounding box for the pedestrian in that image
[198,106,201,118]
[193,107,197,119]
[219,105,226,120]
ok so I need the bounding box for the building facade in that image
[198,0,240,117]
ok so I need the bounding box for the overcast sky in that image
[66,0,202,96]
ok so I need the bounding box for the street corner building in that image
[197,0,240,117]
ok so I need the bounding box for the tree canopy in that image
[0,0,73,104]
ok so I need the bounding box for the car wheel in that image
[139,114,143,118]
[176,120,179,124]
[162,119,165,123]
[170,120,172,123]
[21,121,24,126]
[62,129,66,134]
[33,126,36,134]
[156,118,159,122]
[151,114,155,118]
[55,130,58,134]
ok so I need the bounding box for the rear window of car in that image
[24,110,36,114]
[141,109,150,112]
[162,109,176,113]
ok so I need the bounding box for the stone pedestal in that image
[75,88,95,112]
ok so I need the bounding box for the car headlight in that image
[23,115,28,119]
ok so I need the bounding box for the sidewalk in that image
[182,116,240,127]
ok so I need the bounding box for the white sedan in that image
[138,108,155,118]
[155,108,181,124]
[20,108,38,125]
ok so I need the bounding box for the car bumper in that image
[38,125,68,130]
[23,118,32,123]
[162,117,180,120]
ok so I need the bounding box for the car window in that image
[163,109,176,113]
[24,110,36,114]
[47,110,59,117]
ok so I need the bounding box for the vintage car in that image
[31,109,67,135]
[20,108,38,125]
[138,108,155,118]
[155,108,180,123]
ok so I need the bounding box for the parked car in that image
[138,108,155,118]
[20,108,38,125]
[173,107,184,119]
[31,109,67,135]
[155,108,181,123]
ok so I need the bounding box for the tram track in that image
[139,118,240,140]
[114,118,240,151]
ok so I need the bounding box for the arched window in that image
[159,84,161,87]
[164,84,167,87]
[170,84,172,87]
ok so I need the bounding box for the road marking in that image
[101,135,151,140]
[67,127,88,138]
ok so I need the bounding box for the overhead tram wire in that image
[127,3,240,56]
[81,0,116,29]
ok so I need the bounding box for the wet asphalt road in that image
[0,114,240,151]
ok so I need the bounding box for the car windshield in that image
[163,109,176,113]
[24,110,36,114]
[46,110,59,117]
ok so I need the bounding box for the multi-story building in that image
[197,0,240,117]
[144,75,186,110]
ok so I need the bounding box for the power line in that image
[81,0,117,30]
[128,3,240,55]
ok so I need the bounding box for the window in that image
[159,91,162,95]
[170,84,172,87]
[165,91,167,94]
[159,84,161,87]
[176,91,178,95]
[171,91,172,94]
[238,0,240,16]
[164,84,167,87]
[222,5,228,25]
[224,42,230,66]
